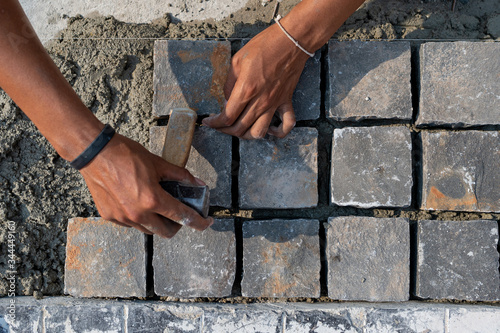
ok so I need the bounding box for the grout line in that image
[123,305,129,333]
[231,218,244,297]
[409,220,418,300]
[145,234,155,297]
[319,220,329,297]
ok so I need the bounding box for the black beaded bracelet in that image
[70,124,115,170]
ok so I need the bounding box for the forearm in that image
[281,0,365,53]
[0,0,103,161]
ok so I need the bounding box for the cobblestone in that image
[328,41,412,121]
[150,125,232,207]
[417,42,500,126]
[241,219,321,298]
[64,218,146,298]
[331,126,413,208]
[293,50,321,121]
[153,40,231,117]
[239,128,318,209]
[153,219,236,297]
[421,131,500,212]
[327,216,410,302]
[416,219,500,301]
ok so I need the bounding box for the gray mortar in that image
[1,0,500,297]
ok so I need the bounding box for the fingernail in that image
[194,177,206,186]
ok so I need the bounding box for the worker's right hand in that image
[78,133,214,238]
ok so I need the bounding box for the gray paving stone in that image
[416,220,500,301]
[417,42,500,126]
[203,306,282,333]
[331,126,412,208]
[239,128,318,209]
[293,50,321,121]
[241,219,321,298]
[44,303,124,332]
[0,303,42,333]
[64,217,146,298]
[153,40,231,117]
[328,41,412,121]
[327,216,410,302]
[421,131,500,212]
[153,219,236,297]
[150,125,232,208]
[127,303,202,332]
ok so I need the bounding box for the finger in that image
[154,156,205,186]
[241,110,275,140]
[223,65,237,100]
[139,213,182,239]
[154,189,214,231]
[109,220,132,228]
[214,98,265,138]
[203,80,249,129]
[268,102,296,138]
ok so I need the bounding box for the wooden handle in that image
[161,108,197,168]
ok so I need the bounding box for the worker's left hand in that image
[202,23,309,139]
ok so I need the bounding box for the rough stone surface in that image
[417,42,500,126]
[364,307,445,332]
[448,307,500,332]
[421,131,500,212]
[239,128,318,209]
[43,304,124,332]
[285,309,359,332]
[241,219,321,298]
[153,40,230,117]
[203,306,282,332]
[328,41,412,121]
[127,303,203,332]
[293,50,321,121]
[0,303,42,333]
[150,125,232,207]
[153,219,236,297]
[331,126,412,208]
[327,216,410,302]
[64,217,146,298]
[416,220,500,301]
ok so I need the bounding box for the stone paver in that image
[127,303,203,333]
[416,220,500,301]
[242,219,321,298]
[417,42,500,126]
[328,41,412,121]
[44,303,124,332]
[150,125,232,208]
[365,307,445,333]
[153,40,230,117]
[421,131,500,212]
[153,219,235,297]
[239,128,318,209]
[0,303,42,333]
[293,50,321,121]
[203,306,282,332]
[64,217,146,298]
[331,126,413,208]
[448,307,500,333]
[327,216,410,302]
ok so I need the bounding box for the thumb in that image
[155,156,206,186]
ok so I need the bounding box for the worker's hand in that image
[202,23,309,139]
[79,133,213,238]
